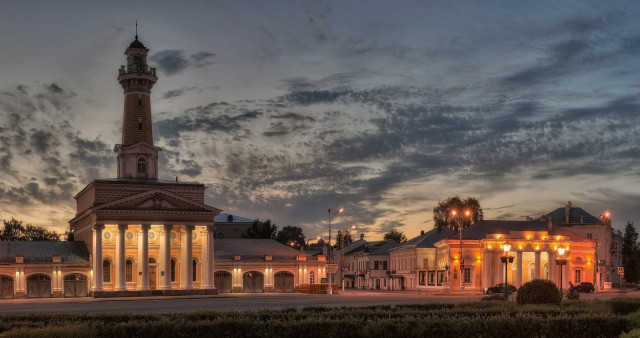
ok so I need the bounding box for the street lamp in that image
[556,247,567,298]
[341,225,356,294]
[501,243,514,299]
[451,209,471,294]
[327,207,343,295]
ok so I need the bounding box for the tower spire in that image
[135,20,138,40]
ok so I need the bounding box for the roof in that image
[93,178,204,187]
[334,239,367,256]
[214,213,254,223]
[0,241,90,264]
[214,239,313,261]
[129,36,146,49]
[545,207,601,225]
[454,220,590,241]
[369,240,401,255]
[391,227,456,250]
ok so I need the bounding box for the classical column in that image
[180,225,194,290]
[93,223,105,292]
[158,224,173,290]
[534,251,541,279]
[200,226,212,289]
[114,224,128,291]
[494,252,501,286]
[481,249,490,290]
[548,251,556,284]
[137,224,151,291]
[516,251,523,287]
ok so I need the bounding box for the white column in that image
[200,226,213,289]
[534,251,541,279]
[158,224,173,290]
[137,224,150,291]
[516,251,523,287]
[93,224,104,292]
[548,251,556,284]
[494,252,501,286]
[114,224,128,291]
[180,225,194,290]
[482,249,489,289]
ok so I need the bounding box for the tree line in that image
[0,218,65,241]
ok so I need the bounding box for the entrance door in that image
[63,274,88,297]
[149,266,157,290]
[27,274,51,298]
[214,271,232,293]
[274,272,294,293]
[242,272,264,293]
[0,275,14,299]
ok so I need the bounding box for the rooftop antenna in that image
[135,20,138,40]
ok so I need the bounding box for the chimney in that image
[548,218,553,232]
[421,230,425,235]
[565,201,571,223]
[360,233,364,240]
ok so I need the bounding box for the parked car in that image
[573,282,595,293]
[485,283,517,294]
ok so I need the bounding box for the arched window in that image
[193,259,197,282]
[309,271,315,284]
[170,259,176,282]
[125,259,133,283]
[137,158,147,173]
[103,260,111,282]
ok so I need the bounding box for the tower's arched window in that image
[125,259,133,282]
[170,259,176,282]
[103,260,111,283]
[138,117,143,130]
[137,158,147,173]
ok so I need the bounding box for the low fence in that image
[297,284,339,294]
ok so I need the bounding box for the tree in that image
[384,229,407,243]
[622,221,640,283]
[335,229,354,249]
[242,219,278,239]
[433,196,483,232]
[276,225,306,249]
[0,218,60,241]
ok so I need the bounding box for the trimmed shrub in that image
[608,298,640,315]
[566,292,580,300]
[482,294,507,301]
[516,279,561,305]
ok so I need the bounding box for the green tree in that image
[0,218,60,241]
[622,221,640,283]
[335,229,354,249]
[383,229,407,243]
[242,219,278,239]
[276,225,306,249]
[433,196,483,232]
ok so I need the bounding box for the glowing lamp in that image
[557,247,566,255]
[497,234,502,239]
[502,243,511,252]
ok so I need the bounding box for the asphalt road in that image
[0,290,637,314]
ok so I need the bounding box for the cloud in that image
[161,86,198,99]
[190,52,216,67]
[150,50,216,76]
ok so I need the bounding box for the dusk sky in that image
[1,1,640,241]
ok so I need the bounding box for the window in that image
[214,232,224,239]
[382,261,388,270]
[138,98,142,106]
[170,259,176,282]
[192,259,197,282]
[138,118,143,130]
[310,271,315,284]
[374,261,379,270]
[575,269,582,283]
[463,268,471,283]
[137,158,146,173]
[103,260,111,282]
[587,233,592,239]
[125,259,133,282]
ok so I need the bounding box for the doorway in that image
[149,266,157,290]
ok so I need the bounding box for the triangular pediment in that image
[93,189,221,213]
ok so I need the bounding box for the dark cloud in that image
[30,130,59,154]
[161,86,198,99]
[150,50,216,75]
[190,52,216,67]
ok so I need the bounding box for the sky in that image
[1,0,640,241]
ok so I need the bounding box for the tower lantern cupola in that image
[114,33,160,179]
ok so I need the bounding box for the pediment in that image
[93,189,221,213]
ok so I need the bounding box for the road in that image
[0,290,637,314]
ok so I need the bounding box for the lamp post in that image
[501,243,514,299]
[341,225,356,294]
[556,247,567,298]
[451,209,471,294]
[327,207,343,295]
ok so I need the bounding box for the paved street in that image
[1,289,638,314]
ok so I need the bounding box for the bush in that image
[566,292,580,300]
[608,298,640,315]
[482,294,507,301]
[516,279,561,305]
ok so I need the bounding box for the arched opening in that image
[214,271,232,293]
[103,259,112,283]
[0,275,14,299]
[192,259,198,282]
[242,271,264,293]
[63,274,88,297]
[309,271,315,284]
[26,274,51,298]
[170,259,177,282]
[137,158,147,175]
[148,257,158,290]
[274,271,295,292]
